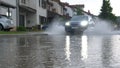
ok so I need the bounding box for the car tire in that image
[0,24,3,31]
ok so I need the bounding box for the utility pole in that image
[16,0,19,27]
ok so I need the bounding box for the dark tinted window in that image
[71,15,88,21]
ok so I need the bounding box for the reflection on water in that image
[110,35,120,67]
[101,37,113,68]
[81,35,88,60]
[64,35,88,67]
[0,37,17,68]
[16,36,38,68]
[65,35,71,62]
[0,35,120,68]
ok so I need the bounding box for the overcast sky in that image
[60,0,120,16]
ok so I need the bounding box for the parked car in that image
[0,15,14,31]
[65,15,93,34]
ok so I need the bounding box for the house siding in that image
[50,0,63,15]
[36,0,47,26]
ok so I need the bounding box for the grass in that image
[0,31,26,34]
[0,30,43,35]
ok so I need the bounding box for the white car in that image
[0,15,14,31]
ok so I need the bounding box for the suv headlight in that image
[65,22,70,26]
[80,21,88,27]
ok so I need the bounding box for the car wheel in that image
[0,24,3,31]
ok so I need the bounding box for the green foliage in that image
[76,8,84,15]
[17,26,26,31]
[32,25,39,31]
[99,0,117,22]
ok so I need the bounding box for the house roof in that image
[61,2,85,8]
[52,0,60,2]
[70,4,84,8]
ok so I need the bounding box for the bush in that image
[32,25,39,31]
[17,26,26,31]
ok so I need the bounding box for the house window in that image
[40,16,46,24]
[52,8,56,12]
[42,0,46,9]
[21,0,26,4]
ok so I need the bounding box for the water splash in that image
[44,17,120,35]
[45,17,65,35]
[84,18,117,35]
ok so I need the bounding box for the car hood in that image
[0,18,8,22]
[69,20,83,24]
[0,18,13,23]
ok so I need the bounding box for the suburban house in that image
[61,3,85,20]
[0,0,85,30]
[62,3,75,19]
[46,0,64,23]
[70,4,85,15]
[51,0,63,16]
[18,0,47,29]
[0,0,16,26]
[19,0,65,29]
[19,0,36,28]
[18,0,65,29]
[37,0,47,28]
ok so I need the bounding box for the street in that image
[0,33,120,68]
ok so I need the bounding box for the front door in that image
[19,15,25,27]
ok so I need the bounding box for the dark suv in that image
[65,15,91,34]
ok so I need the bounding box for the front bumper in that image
[65,26,87,32]
[3,24,14,29]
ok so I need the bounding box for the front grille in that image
[71,22,79,27]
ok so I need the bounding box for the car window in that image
[71,16,88,21]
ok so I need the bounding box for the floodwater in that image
[0,34,120,68]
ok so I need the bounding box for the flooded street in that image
[0,34,120,68]
[1,0,120,67]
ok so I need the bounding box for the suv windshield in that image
[71,15,88,21]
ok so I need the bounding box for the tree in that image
[99,0,117,22]
[76,7,84,15]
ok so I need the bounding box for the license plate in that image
[72,27,78,29]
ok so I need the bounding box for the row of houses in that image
[0,0,84,30]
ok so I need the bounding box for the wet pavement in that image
[0,34,120,68]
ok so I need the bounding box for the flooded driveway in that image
[0,34,120,68]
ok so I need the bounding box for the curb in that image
[0,32,48,36]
